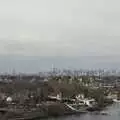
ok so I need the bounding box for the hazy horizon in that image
[0,55,120,73]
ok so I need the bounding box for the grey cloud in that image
[0,0,120,56]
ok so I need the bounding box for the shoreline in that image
[0,102,114,120]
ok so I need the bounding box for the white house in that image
[6,97,13,102]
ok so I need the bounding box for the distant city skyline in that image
[0,55,120,73]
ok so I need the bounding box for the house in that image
[48,93,62,101]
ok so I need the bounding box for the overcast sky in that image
[0,0,120,72]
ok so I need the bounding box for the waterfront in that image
[43,103,120,120]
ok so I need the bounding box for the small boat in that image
[90,111,111,116]
[113,99,120,103]
[100,111,111,116]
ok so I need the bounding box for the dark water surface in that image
[41,103,120,120]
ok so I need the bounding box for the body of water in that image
[42,103,120,120]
